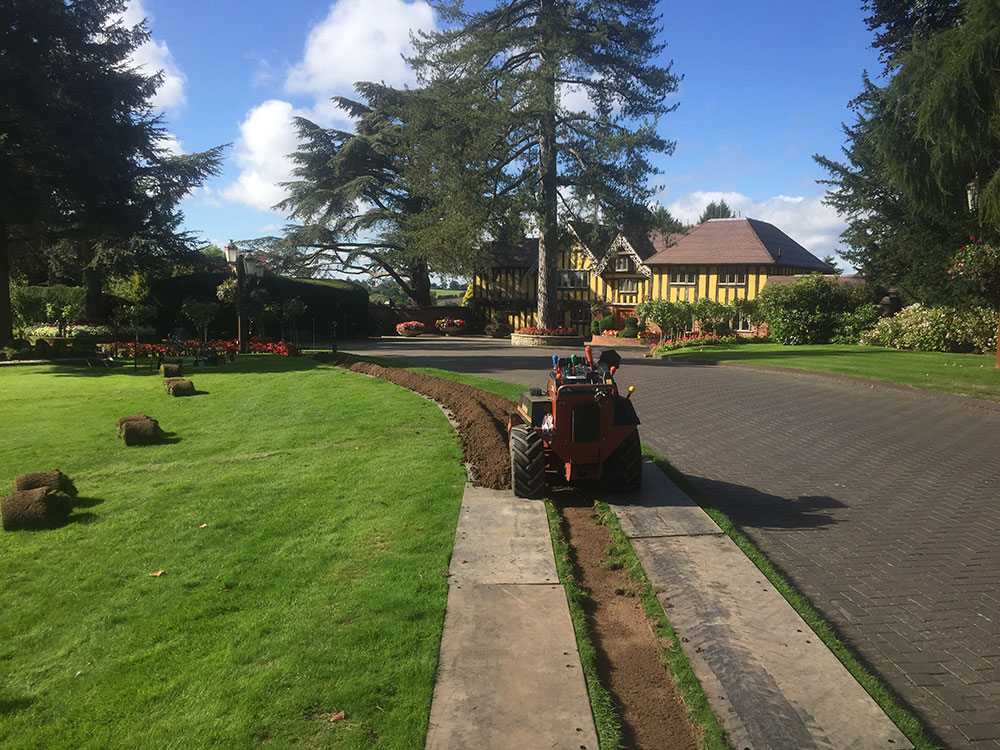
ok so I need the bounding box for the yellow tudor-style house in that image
[471,217,832,334]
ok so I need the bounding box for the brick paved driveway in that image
[344,337,1000,749]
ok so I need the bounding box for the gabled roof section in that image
[644,218,831,271]
[487,237,538,271]
[568,220,617,262]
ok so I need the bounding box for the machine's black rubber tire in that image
[603,429,642,493]
[510,424,546,498]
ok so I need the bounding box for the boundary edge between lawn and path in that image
[659,356,1000,413]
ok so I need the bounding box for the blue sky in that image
[130,0,881,266]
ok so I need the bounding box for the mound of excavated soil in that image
[320,353,514,489]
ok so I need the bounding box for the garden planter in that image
[398,329,422,337]
[440,326,464,336]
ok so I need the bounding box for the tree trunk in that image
[83,265,104,322]
[406,260,433,307]
[0,224,14,346]
[535,7,558,330]
[0,225,12,347]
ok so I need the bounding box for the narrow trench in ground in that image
[554,493,700,750]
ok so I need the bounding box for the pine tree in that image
[410,0,680,328]
[697,199,734,224]
[814,0,999,304]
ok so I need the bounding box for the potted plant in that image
[396,321,426,337]
[435,317,466,335]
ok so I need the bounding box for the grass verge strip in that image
[543,500,627,750]
[646,450,941,750]
[593,501,729,750]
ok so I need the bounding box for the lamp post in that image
[223,241,264,354]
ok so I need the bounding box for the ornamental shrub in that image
[758,276,877,345]
[757,276,843,344]
[859,304,997,354]
[620,317,640,338]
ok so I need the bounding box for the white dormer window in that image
[614,254,632,272]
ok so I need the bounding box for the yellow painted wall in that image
[472,238,823,332]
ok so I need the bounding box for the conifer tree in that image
[410,0,679,328]
[0,0,223,344]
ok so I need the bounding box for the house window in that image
[557,269,589,289]
[614,254,632,272]
[617,278,638,294]
[719,268,748,285]
[670,266,696,284]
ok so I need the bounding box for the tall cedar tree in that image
[410,0,679,328]
[0,0,223,343]
[274,82,513,306]
[276,84,433,306]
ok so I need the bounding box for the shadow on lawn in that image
[0,693,35,716]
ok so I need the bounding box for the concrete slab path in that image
[425,485,599,750]
[612,462,911,749]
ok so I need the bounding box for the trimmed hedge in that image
[148,273,370,340]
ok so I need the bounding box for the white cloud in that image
[186,185,223,209]
[285,0,435,95]
[119,0,187,112]
[224,0,438,216]
[665,190,848,261]
[157,132,184,156]
[221,100,305,212]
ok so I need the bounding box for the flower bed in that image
[515,326,576,336]
[100,338,301,359]
[590,334,648,348]
[647,332,767,357]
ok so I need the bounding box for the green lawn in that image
[0,356,465,749]
[658,343,1000,401]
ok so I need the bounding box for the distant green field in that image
[658,343,1000,401]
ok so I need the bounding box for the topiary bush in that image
[859,304,997,353]
[595,314,615,334]
[620,317,640,338]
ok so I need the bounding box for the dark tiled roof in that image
[620,228,659,260]
[489,237,539,269]
[645,218,831,271]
